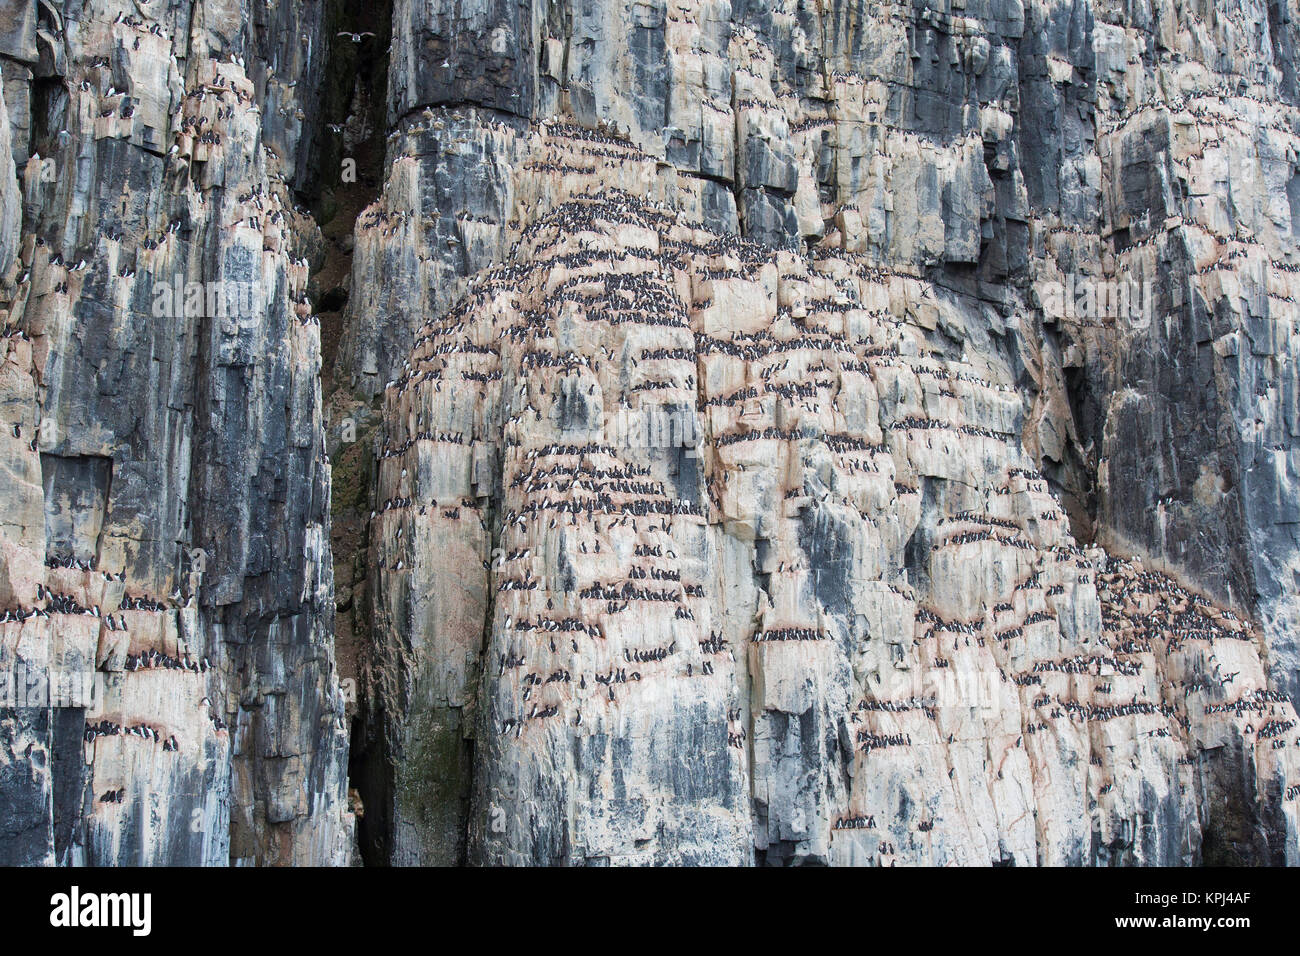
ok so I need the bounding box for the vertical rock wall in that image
[347,0,1300,866]
[0,0,352,865]
[2,0,1299,867]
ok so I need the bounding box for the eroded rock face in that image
[0,0,351,865]
[359,185,1298,865]
[346,0,1300,866]
[2,0,1299,867]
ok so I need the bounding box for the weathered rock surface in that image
[0,0,352,865]
[358,185,1298,865]
[344,0,1300,866]
[2,0,1300,867]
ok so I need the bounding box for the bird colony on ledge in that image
[1,0,1299,866]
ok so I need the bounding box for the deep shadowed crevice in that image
[306,0,394,867]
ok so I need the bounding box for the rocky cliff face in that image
[2,0,1299,867]
[0,0,351,865]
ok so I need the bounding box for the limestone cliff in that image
[2,0,1299,867]
[0,0,351,865]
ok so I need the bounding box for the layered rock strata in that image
[360,183,1299,865]
[343,0,1300,866]
[2,0,1300,868]
[0,0,352,865]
